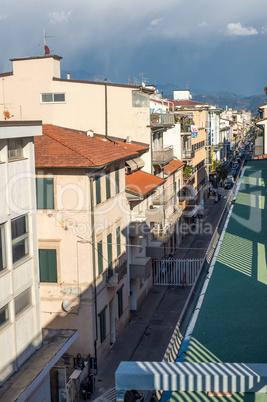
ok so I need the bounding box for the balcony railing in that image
[150,112,175,126]
[181,124,192,133]
[106,256,127,287]
[152,205,182,243]
[182,149,195,160]
[153,188,175,206]
[152,146,174,164]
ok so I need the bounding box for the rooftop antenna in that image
[186,81,190,90]
[41,28,55,56]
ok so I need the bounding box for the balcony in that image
[129,257,152,278]
[181,124,194,134]
[182,149,195,160]
[152,146,174,164]
[150,112,175,127]
[153,188,174,206]
[106,256,127,287]
[128,221,151,238]
[145,206,163,223]
[152,205,182,243]
[146,240,164,259]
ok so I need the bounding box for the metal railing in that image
[182,149,195,159]
[152,146,174,164]
[106,257,127,287]
[150,112,175,126]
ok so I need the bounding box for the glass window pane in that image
[54,93,65,102]
[41,93,53,103]
[0,304,9,327]
[11,216,27,240]
[0,226,6,271]
[12,238,28,263]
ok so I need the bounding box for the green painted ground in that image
[168,160,267,401]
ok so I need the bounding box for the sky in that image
[0,0,267,96]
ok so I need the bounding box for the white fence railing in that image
[153,258,202,286]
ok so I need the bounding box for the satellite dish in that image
[44,45,50,55]
[62,300,71,312]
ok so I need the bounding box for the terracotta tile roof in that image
[35,124,138,168]
[254,154,267,160]
[103,137,149,153]
[126,171,164,196]
[164,160,184,175]
[172,100,206,107]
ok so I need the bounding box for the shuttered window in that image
[116,227,121,257]
[99,306,107,343]
[97,241,103,275]
[115,167,120,194]
[107,233,112,269]
[106,170,111,199]
[117,286,123,318]
[36,178,54,209]
[39,249,57,283]
[95,175,101,205]
[15,288,32,316]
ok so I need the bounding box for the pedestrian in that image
[75,353,85,370]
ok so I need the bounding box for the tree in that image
[216,162,228,182]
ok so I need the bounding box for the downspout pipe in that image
[89,175,98,364]
[105,78,108,138]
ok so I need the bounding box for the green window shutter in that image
[95,175,101,205]
[116,227,121,257]
[36,178,54,209]
[107,233,112,268]
[39,249,57,283]
[174,181,177,203]
[99,308,106,343]
[97,241,103,275]
[115,167,120,194]
[117,287,123,318]
[106,170,111,199]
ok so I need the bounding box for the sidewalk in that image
[89,187,231,401]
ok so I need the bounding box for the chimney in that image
[126,136,132,143]
[87,130,94,137]
[67,73,70,80]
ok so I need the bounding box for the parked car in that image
[224,178,233,189]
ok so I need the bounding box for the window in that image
[0,304,9,328]
[8,138,23,160]
[95,175,101,205]
[0,225,7,272]
[15,287,32,316]
[106,170,111,199]
[107,233,112,269]
[116,227,121,257]
[117,286,123,318]
[36,178,54,209]
[115,167,120,194]
[98,306,107,343]
[11,215,29,264]
[41,93,66,103]
[39,249,57,283]
[97,241,103,275]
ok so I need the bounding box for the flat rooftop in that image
[0,328,78,401]
[168,159,267,401]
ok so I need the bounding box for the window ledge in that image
[13,255,32,269]
[8,157,28,163]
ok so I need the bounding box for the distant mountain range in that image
[62,70,265,116]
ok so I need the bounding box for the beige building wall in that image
[36,162,130,366]
[1,56,151,145]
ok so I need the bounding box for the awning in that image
[126,157,145,172]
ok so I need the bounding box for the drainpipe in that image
[105,78,108,138]
[89,175,98,365]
